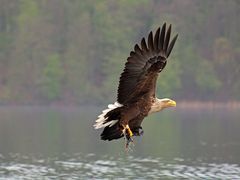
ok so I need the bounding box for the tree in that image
[39,54,64,101]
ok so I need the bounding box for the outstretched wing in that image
[117,23,178,104]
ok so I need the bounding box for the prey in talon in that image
[94,23,178,149]
[122,124,134,149]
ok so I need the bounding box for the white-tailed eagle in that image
[94,23,178,148]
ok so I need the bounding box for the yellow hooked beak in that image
[167,100,176,107]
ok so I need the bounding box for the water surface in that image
[0,106,240,179]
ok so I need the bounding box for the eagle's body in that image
[94,23,178,147]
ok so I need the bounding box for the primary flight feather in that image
[94,23,178,148]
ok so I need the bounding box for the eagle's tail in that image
[101,122,123,141]
[94,102,124,141]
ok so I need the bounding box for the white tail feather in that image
[108,104,115,109]
[109,120,118,127]
[94,102,122,129]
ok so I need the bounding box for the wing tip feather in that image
[117,23,178,104]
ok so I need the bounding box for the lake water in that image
[0,106,240,179]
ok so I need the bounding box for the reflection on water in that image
[1,153,240,179]
[0,106,240,179]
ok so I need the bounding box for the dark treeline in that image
[0,0,239,105]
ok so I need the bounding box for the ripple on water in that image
[0,153,240,179]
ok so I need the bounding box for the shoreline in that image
[0,101,240,109]
[176,101,240,109]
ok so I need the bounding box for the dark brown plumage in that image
[117,23,178,104]
[94,23,178,147]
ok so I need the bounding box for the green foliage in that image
[17,0,39,28]
[157,57,182,98]
[0,0,239,104]
[40,54,64,101]
[195,60,221,94]
[213,37,233,65]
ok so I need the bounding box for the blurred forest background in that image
[0,0,239,105]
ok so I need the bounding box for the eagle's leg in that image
[122,124,134,149]
[125,124,133,137]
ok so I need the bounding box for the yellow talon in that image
[122,124,134,150]
[126,124,133,137]
[122,124,133,137]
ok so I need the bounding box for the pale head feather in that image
[149,98,176,114]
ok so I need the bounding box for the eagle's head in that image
[149,98,176,114]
